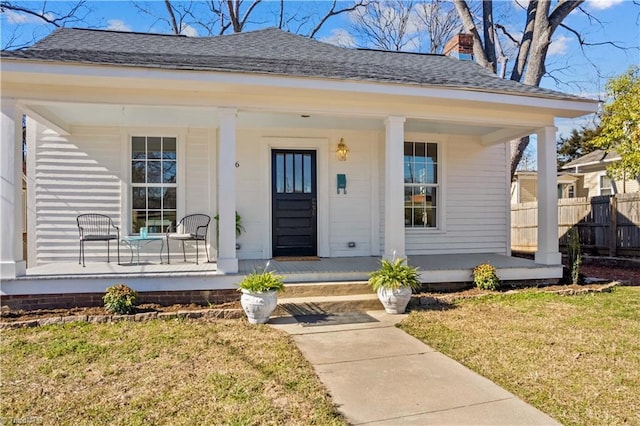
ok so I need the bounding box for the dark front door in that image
[272,150,317,257]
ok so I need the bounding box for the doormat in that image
[273,256,321,261]
[292,312,379,327]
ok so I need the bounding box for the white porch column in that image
[535,126,562,265]
[216,107,238,273]
[1,99,26,279]
[384,116,406,260]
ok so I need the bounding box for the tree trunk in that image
[510,0,538,83]
[510,137,530,180]
[523,0,551,86]
[482,1,496,73]
[164,0,180,34]
[227,0,241,33]
[453,0,493,72]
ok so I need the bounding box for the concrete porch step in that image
[280,281,372,298]
[277,293,383,315]
[277,281,383,315]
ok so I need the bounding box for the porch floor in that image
[2,253,562,297]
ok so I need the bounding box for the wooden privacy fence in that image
[511,192,640,256]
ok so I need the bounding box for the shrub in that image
[567,227,582,285]
[472,263,500,290]
[369,258,422,291]
[103,284,138,314]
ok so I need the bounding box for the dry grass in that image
[399,286,640,426]
[0,319,346,425]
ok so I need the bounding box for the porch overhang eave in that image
[1,58,599,119]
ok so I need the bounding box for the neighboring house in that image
[561,149,640,197]
[511,171,581,203]
[1,28,597,285]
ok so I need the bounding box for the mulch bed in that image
[1,264,636,327]
[0,302,242,325]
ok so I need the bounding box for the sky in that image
[2,0,639,141]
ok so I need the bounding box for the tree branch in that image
[239,0,262,29]
[1,1,88,27]
[560,23,632,50]
[309,0,367,39]
[164,0,180,34]
[549,0,584,32]
[494,24,520,46]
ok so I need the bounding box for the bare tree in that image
[1,1,91,49]
[415,0,460,53]
[351,0,461,53]
[351,0,419,51]
[453,0,631,178]
[134,0,367,37]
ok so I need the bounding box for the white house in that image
[0,28,598,302]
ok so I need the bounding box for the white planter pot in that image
[240,289,278,324]
[377,286,413,314]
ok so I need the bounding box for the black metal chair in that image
[77,213,120,267]
[166,214,211,264]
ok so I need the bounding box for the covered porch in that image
[1,98,566,279]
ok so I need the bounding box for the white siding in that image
[380,135,508,255]
[32,125,215,265]
[185,128,212,215]
[235,129,271,260]
[164,127,214,262]
[30,121,510,266]
[32,124,122,264]
[235,128,377,259]
[409,137,508,254]
[328,130,378,257]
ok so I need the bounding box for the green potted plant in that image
[369,257,422,314]
[237,263,284,324]
[214,212,244,236]
[214,211,245,249]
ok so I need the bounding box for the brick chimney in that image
[443,33,474,60]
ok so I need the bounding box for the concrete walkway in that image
[271,311,559,425]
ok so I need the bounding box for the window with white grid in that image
[131,136,177,234]
[404,141,438,228]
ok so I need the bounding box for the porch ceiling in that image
[24,102,513,138]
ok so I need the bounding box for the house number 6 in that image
[235,162,240,168]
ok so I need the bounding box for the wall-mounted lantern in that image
[336,138,349,161]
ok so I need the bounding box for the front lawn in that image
[400,286,640,426]
[1,319,345,425]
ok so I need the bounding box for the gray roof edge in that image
[1,51,597,104]
[561,149,621,169]
[1,26,598,106]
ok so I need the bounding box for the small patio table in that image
[121,235,165,265]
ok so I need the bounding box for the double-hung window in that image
[404,141,438,228]
[599,175,613,196]
[131,136,177,234]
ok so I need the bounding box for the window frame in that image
[127,133,182,235]
[598,173,613,196]
[557,182,576,199]
[403,140,441,230]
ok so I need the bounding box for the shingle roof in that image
[2,27,590,102]
[561,149,621,169]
